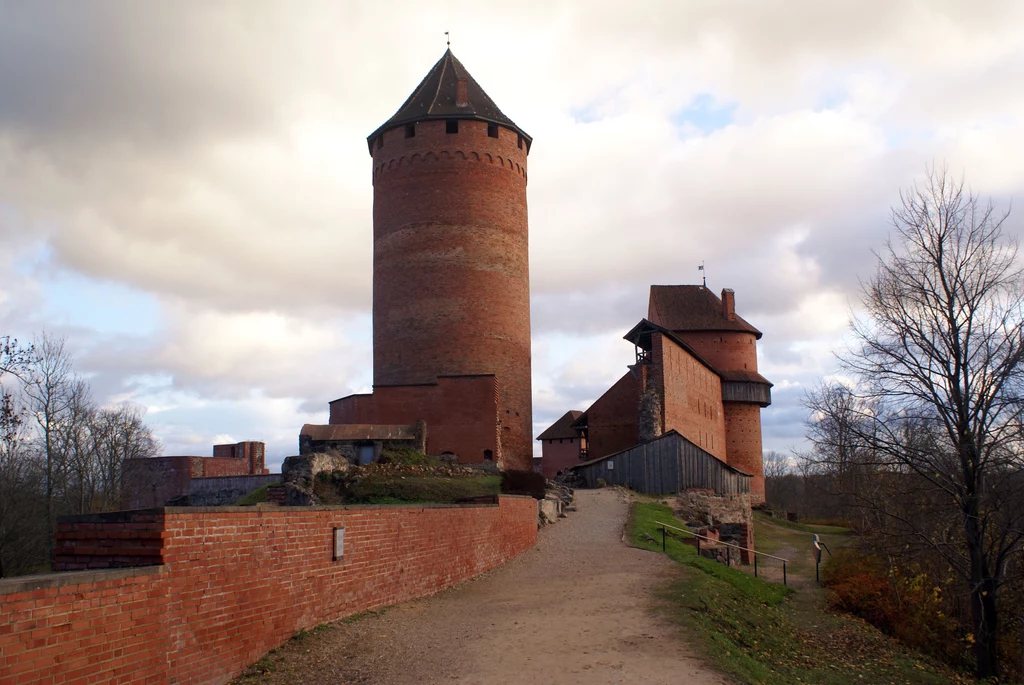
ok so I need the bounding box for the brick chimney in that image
[721,288,736,321]
[456,77,468,107]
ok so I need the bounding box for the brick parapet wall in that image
[53,510,167,571]
[330,375,501,466]
[0,497,538,685]
[584,371,641,461]
[539,438,582,478]
[670,330,760,374]
[122,457,193,510]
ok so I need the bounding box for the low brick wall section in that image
[53,510,166,571]
[188,473,282,506]
[0,496,538,685]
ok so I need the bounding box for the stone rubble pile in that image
[538,479,576,526]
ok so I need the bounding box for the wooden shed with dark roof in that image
[569,430,751,496]
[299,422,426,465]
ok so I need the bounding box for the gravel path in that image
[237,489,728,685]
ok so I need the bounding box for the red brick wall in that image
[584,371,641,461]
[539,438,581,478]
[213,442,268,475]
[53,511,166,571]
[651,333,728,460]
[673,330,759,373]
[724,403,766,502]
[123,451,266,509]
[330,376,500,466]
[193,457,253,478]
[0,497,538,685]
[121,457,194,509]
[371,119,533,471]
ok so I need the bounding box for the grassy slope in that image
[751,511,854,581]
[233,484,270,506]
[333,474,500,504]
[629,502,969,685]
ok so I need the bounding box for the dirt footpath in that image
[237,489,728,685]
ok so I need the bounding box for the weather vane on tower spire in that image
[445,31,450,47]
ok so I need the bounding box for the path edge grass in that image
[628,500,969,685]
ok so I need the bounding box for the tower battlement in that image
[371,119,528,180]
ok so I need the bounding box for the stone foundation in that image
[673,488,754,563]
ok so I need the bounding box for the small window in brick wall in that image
[487,123,498,138]
[446,120,459,134]
[484,449,493,462]
[405,124,415,138]
[517,135,523,149]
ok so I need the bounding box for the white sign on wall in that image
[333,527,345,561]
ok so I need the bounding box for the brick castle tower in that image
[553,286,770,501]
[648,286,769,499]
[327,50,533,471]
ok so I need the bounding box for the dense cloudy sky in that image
[1,1,1022,470]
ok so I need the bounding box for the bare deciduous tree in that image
[806,166,1024,679]
[0,334,162,575]
[0,339,44,577]
[23,335,87,560]
[90,404,160,511]
[763,450,791,480]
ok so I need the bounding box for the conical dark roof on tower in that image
[367,49,531,153]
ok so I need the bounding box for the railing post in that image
[783,561,787,586]
[696,537,701,557]
[661,526,666,552]
[754,554,758,578]
[726,546,731,567]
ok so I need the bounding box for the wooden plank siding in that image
[721,380,772,405]
[571,430,750,495]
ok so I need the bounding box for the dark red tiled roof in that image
[648,285,761,338]
[367,49,531,152]
[536,410,583,441]
[719,369,773,385]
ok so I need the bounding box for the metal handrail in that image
[654,520,788,561]
[654,520,791,585]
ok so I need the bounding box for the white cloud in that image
[0,0,1022,462]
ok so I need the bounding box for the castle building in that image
[122,441,268,509]
[541,286,771,500]
[535,410,584,479]
[324,50,534,471]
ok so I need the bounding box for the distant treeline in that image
[1,334,159,577]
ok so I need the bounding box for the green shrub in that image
[500,469,546,499]
[630,502,791,606]
[233,484,270,506]
[346,474,500,504]
[628,502,963,684]
[377,447,436,466]
[823,547,965,667]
